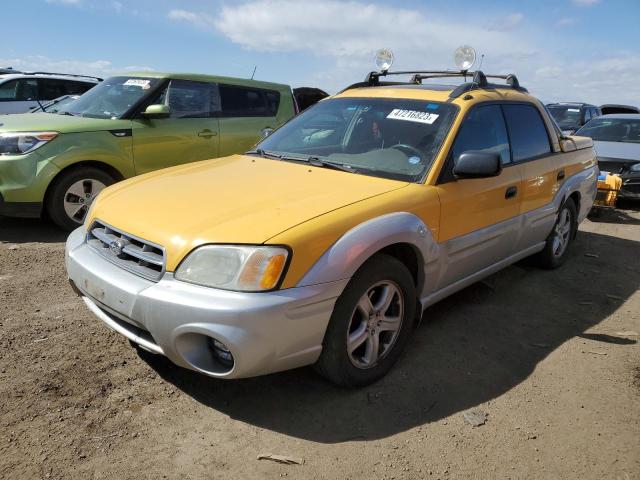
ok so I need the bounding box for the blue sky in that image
[4,0,639,105]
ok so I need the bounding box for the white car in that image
[0,72,99,114]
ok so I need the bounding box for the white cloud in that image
[486,13,524,32]
[572,0,600,5]
[200,0,638,105]
[0,55,153,78]
[555,17,575,27]
[167,9,217,29]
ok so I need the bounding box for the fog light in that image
[209,338,234,367]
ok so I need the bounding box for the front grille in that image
[86,220,166,281]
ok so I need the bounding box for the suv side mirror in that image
[453,151,502,179]
[141,104,170,119]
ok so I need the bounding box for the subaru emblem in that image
[109,239,125,256]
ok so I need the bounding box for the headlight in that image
[175,245,289,292]
[0,132,58,156]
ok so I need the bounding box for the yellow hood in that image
[89,155,408,271]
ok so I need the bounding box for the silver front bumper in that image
[65,227,347,379]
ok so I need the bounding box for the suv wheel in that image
[536,197,577,269]
[315,254,416,387]
[47,167,114,231]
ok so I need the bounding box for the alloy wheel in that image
[63,179,106,224]
[346,280,404,369]
[552,207,572,258]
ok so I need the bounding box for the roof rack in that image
[342,69,526,98]
[21,71,103,82]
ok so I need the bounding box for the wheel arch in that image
[44,160,124,205]
[296,212,437,295]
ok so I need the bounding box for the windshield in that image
[547,105,582,129]
[254,97,457,182]
[576,117,640,143]
[61,76,161,119]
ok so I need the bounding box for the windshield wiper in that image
[58,111,76,116]
[247,150,358,173]
[307,156,358,173]
[247,148,284,159]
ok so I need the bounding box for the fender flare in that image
[296,212,438,288]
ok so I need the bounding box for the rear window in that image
[219,84,280,117]
[503,104,551,161]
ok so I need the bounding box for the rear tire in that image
[46,167,114,231]
[314,254,416,387]
[536,197,577,269]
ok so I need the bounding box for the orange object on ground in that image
[595,173,622,207]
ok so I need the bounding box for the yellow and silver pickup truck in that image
[66,49,597,387]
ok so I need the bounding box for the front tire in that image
[536,197,577,269]
[46,167,114,231]
[315,254,417,387]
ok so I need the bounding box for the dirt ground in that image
[0,203,638,480]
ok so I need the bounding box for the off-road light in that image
[375,48,394,72]
[454,45,476,71]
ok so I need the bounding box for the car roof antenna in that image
[478,54,485,71]
[250,66,257,80]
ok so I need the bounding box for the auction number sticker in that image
[123,79,151,89]
[387,109,439,124]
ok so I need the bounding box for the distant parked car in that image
[293,87,329,112]
[576,114,640,199]
[28,94,80,113]
[0,72,297,229]
[600,104,640,115]
[0,73,99,114]
[547,102,601,135]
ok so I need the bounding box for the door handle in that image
[198,129,217,138]
[505,185,518,199]
[557,169,565,181]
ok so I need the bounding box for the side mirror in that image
[453,151,502,179]
[141,104,170,119]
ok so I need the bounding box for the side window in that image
[38,79,67,100]
[219,84,280,117]
[0,79,38,101]
[64,80,95,95]
[0,80,19,101]
[451,105,511,165]
[583,108,592,124]
[166,80,211,118]
[502,104,551,162]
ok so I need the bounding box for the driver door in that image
[131,79,220,175]
[434,104,522,290]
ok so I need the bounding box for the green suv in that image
[0,73,296,229]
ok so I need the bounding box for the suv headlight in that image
[0,132,59,156]
[175,245,289,292]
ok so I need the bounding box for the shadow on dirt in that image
[142,230,640,443]
[0,217,67,244]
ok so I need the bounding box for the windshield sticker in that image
[123,79,151,89]
[387,109,439,125]
[408,156,421,165]
[426,103,440,110]
[568,108,580,112]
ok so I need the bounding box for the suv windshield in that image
[547,105,582,129]
[61,76,161,119]
[254,97,457,182]
[576,117,640,143]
